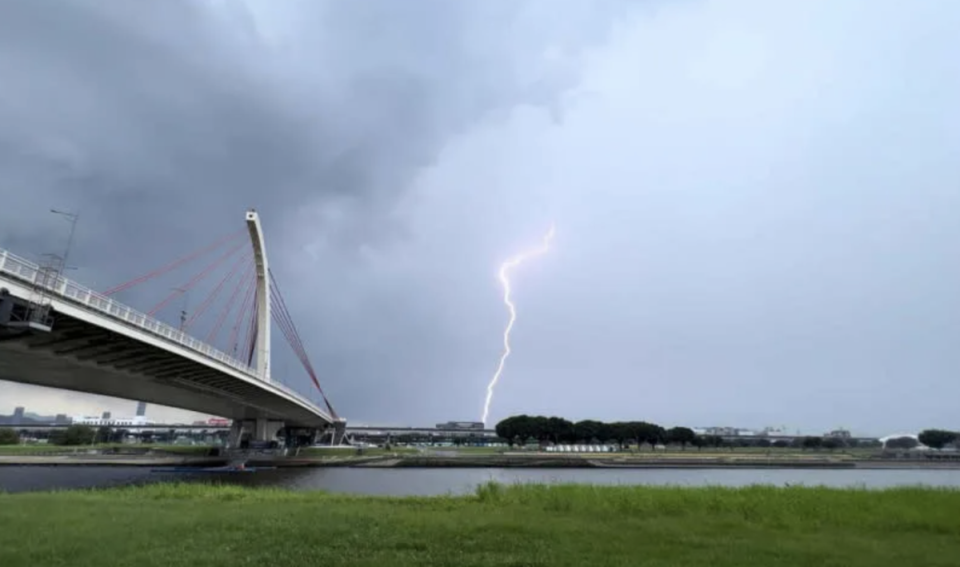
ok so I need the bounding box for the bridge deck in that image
[0,247,333,427]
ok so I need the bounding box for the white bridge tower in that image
[245,209,271,382]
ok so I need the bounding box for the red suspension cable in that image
[269,270,338,417]
[183,253,251,331]
[269,308,307,390]
[270,287,309,366]
[207,268,255,345]
[267,300,329,410]
[148,241,246,317]
[269,271,308,359]
[228,275,256,356]
[103,228,246,296]
[270,298,312,381]
[269,285,310,369]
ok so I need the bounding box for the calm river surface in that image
[1,467,959,495]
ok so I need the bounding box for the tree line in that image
[917,429,959,450]
[0,425,119,446]
[495,415,698,450]
[494,416,960,451]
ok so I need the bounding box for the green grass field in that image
[0,483,957,566]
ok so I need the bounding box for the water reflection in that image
[2,466,959,495]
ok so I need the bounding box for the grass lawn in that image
[0,483,957,566]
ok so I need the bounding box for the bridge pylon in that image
[245,209,271,382]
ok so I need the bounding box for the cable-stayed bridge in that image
[0,210,345,446]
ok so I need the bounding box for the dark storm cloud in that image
[0,0,636,419]
[0,0,630,259]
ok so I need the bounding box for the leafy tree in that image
[771,440,789,448]
[821,437,841,450]
[49,425,95,446]
[573,420,605,444]
[494,415,753,454]
[495,416,525,447]
[0,428,20,445]
[639,423,666,449]
[666,427,696,450]
[918,429,958,450]
[624,422,656,450]
[545,416,575,444]
[801,436,822,450]
[606,422,630,450]
[703,435,724,449]
[96,426,112,444]
[756,438,772,448]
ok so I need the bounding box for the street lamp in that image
[171,286,190,330]
[39,253,78,272]
[50,208,79,275]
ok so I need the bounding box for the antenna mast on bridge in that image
[245,209,271,381]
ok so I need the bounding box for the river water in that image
[1,467,959,495]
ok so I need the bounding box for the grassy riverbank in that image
[1,484,958,566]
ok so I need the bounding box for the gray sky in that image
[1,0,958,436]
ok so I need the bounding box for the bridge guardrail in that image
[0,247,324,415]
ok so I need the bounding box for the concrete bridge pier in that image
[303,419,348,446]
[227,419,285,447]
[227,421,245,448]
[0,288,13,325]
[282,427,316,448]
[330,418,348,445]
[253,418,284,442]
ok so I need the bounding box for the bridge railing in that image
[0,247,325,415]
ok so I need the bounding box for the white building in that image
[71,415,154,427]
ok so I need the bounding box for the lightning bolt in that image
[481,225,556,425]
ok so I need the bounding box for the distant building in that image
[72,415,153,427]
[54,414,70,424]
[825,429,852,439]
[757,426,789,436]
[702,426,739,437]
[193,418,231,427]
[135,402,147,417]
[436,421,485,431]
[12,406,24,424]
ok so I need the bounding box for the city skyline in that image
[0,399,892,438]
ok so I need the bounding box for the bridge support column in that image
[330,418,347,445]
[0,288,12,325]
[227,419,284,447]
[227,421,245,449]
[253,418,284,442]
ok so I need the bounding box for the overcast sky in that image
[1,0,958,436]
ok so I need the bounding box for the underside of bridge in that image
[0,297,331,436]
